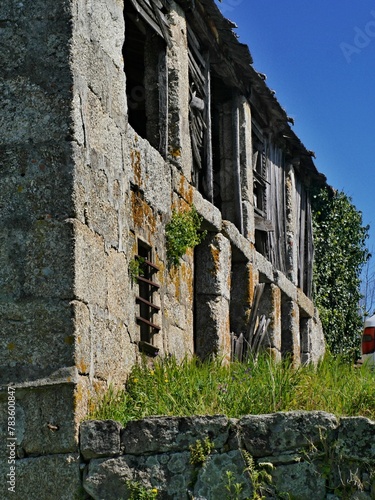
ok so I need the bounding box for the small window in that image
[135,240,160,353]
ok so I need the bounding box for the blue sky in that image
[215,0,375,255]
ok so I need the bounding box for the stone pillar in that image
[281,295,301,366]
[258,284,282,362]
[167,4,192,178]
[239,97,255,242]
[195,233,231,360]
[300,312,325,365]
[230,260,254,336]
[0,0,83,496]
[285,164,298,285]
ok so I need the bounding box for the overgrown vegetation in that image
[311,187,370,359]
[165,205,206,267]
[88,354,375,425]
[125,480,158,500]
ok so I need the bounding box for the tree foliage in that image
[311,187,370,358]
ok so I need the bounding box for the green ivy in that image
[311,187,370,359]
[165,205,206,267]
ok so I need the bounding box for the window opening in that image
[135,240,160,350]
[252,121,269,256]
[211,76,232,209]
[123,1,169,155]
[188,28,213,201]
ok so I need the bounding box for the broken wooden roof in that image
[176,0,326,184]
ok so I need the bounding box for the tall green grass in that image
[87,353,375,425]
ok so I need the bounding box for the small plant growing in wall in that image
[125,480,158,500]
[189,437,215,466]
[225,471,244,500]
[165,205,206,267]
[129,256,146,284]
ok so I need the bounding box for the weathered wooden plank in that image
[188,50,206,91]
[254,214,274,232]
[187,26,207,69]
[204,52,213,203]
[232,93,244,235]
[129,0,164,38]
[158,50,168,157]
[245,283,265,344]
[151,1,172,48]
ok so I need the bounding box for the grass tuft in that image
[87,353,375,425]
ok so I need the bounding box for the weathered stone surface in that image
[222,220,253,262]
[0,299,75,384]
[271,461,326,500]
[195,295,231,359]
[167,4,192,176]
[193,189,222,232]
[122,415,230,455]
[336,417,375,462]
[195,233,231,299]
[84,452,193,500]
[240,411,338,457]
[80,419,122,459]
[194,450,253,499]
[0,381,78,457]
[0,454,81,500]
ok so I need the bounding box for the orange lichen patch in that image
[169,146,181,159]
[210,244,220,274]
[178,176,194,204]
[73,383,84,410]
[247,264,256,303]
[7,342,16,350]
[155,254,165,286]
[131,191,156,233]
[168,259,193,305]
[77,359,88,374]
[130,148,142,187]
[272,286,282,326]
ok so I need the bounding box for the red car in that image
[362,314,375,367]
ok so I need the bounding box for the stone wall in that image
[80,412,375,500]
[3,411,372,499]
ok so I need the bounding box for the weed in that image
[242,450,273,500]
[125,480,158,500]
[129,256,146,284]
[224,471,244,500]
[303,430,375,498]
[165,205,206,267]
[189,437,214,466]
[87,353,375,425]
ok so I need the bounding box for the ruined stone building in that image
[1,0,327,493]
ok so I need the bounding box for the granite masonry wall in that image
[4,411,375,499]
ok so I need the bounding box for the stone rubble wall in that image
[78,412,375,500]
[1,411,374,499]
